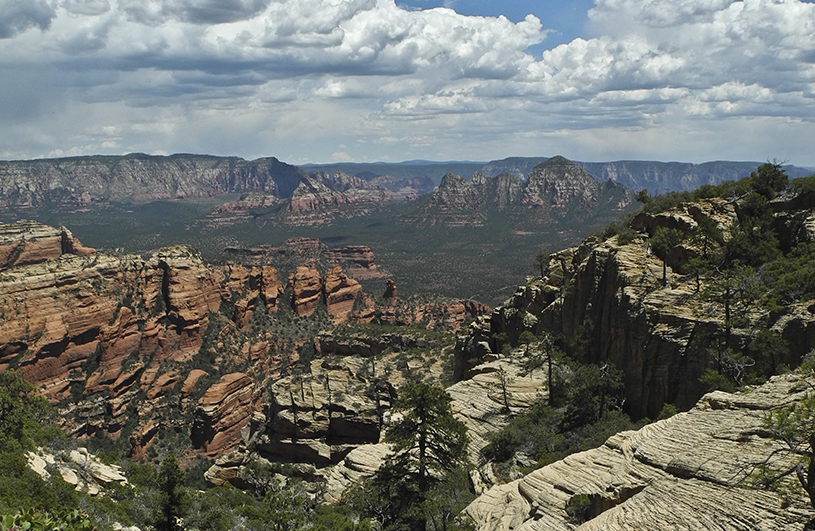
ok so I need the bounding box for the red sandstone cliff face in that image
[324,264,362,323]
[0,220,487,465]
[325,246,381,278]
[289,265,323,316]
[376,298,491,332]
[0,220,94,270]
[284,175,416,226]
[288,264,364,323]
[193,373,259,457]
[0,221,298,459]
[0,240,228,402]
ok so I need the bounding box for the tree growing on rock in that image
[750,161,788,200]
[355,382,469,530]
[387,383,468,496]
[650,227,684,286]
[759,387,815,530]
[533,246,550,278]
[520,332,565,406]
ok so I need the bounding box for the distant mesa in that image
[404,155,636,227]
[222,238,384,280]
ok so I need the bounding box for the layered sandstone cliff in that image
[0,220,94,269]
[0,153,307,209]
[0,221,372,459]
[407,156,634,227]
[284,174,416,226]
[467,373,815,530]
[458,195,815,420]
[205,338,548,501]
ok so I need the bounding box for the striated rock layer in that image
[0,220,294,458]
[0,220,94,269]
[467,373,815,530]
[0,153,308,209]
[459,196,815,419]
[406,156,635,227]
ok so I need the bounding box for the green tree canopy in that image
[157,455,188,531]
[386,382,468,495]
[0,370,52,453]
[650,227,684,286]
[533,246,550,278]
[750,162,788,199]
[356,382,470,530]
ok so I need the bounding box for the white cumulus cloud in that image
[0,0,814,165]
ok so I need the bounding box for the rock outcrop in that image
[193,373,259,457]
[290,265,323,316]
[204,336,548,502]
[522,156,600,215]
[27,446,128,497]
[222,240,384,281]
[0,220,300,459]
[284,174,416,226]
[208,193,284,226]
[376,297,491,332]
[0,220,94,270]
[324,265,363,322]
[466,373,815,530]
[459,195,815,420]
[0,153,308,209]
[406,156,635,227]
[325,246,381,278]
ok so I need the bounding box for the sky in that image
[2,0,815,166]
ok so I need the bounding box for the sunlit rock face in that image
[407,156,634,227]
[467,373,814,531]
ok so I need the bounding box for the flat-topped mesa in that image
[0,154,309,208]
[0,220,94,270]
[325,245,377,270]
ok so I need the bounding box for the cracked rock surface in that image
[466,373,815,530]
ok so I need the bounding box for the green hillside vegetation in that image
[22,197,601,305]
[482,339,647,476]
[637,163,815,391]
[0,369,469,531]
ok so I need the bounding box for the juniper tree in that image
[360,382,469,530]
[650,227,683,286]
[533,246,550,278]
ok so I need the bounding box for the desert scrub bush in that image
[566,494,591,523]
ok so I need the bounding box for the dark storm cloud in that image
[0,0,56,38]
[121,0,272,25]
